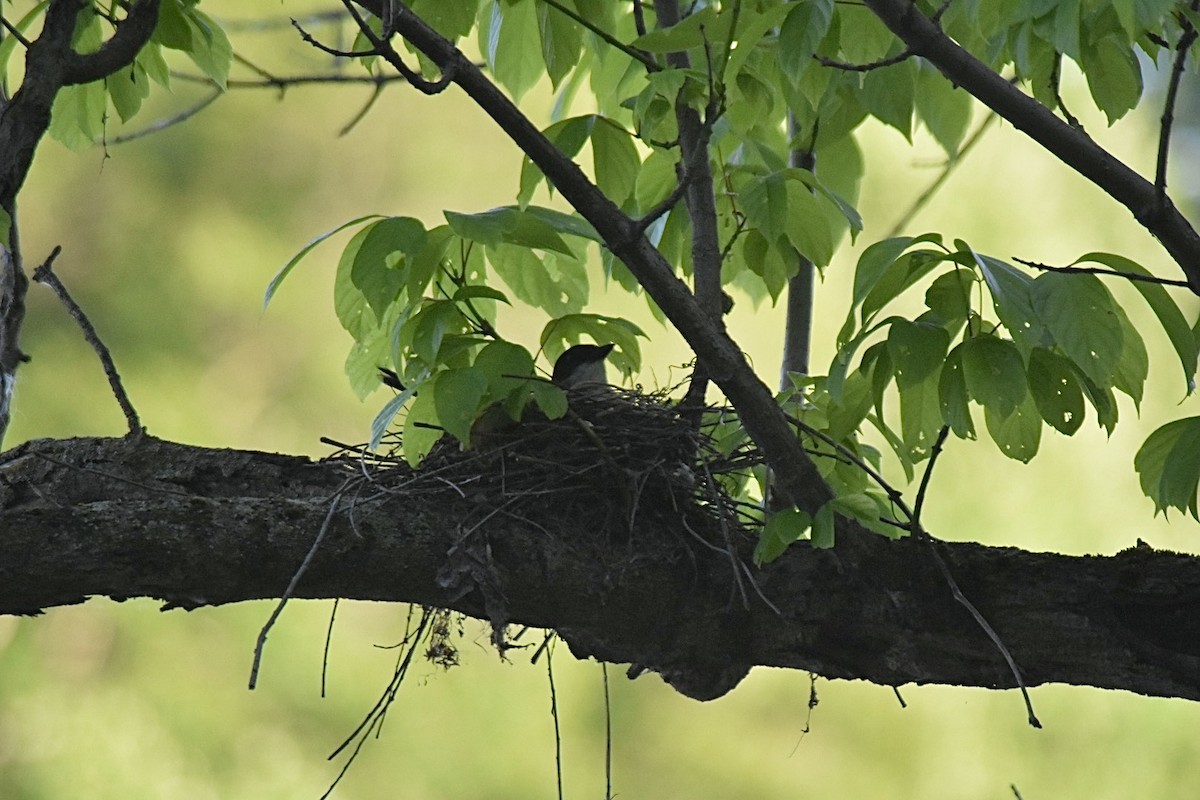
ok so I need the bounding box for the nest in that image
[352,386,759,562]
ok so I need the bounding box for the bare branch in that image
[32,247,143,437]
[1013,256,1191,288]
[1156,3,1200,198]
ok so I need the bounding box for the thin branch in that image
[886,111,998,237]
[1013,257,1190,288]
[336,1,457,95]
[538,0,658,70]
[1156,3,1200,198]
[909,427,1042,729]
[249,477,354,690]
[815,49,913,72]
[547,640,564,800]
[290,16,377,59]
[32,247,143,437]
[0,15,32,49]
[110,89,222,143]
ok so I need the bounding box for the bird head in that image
[552,343,615,388]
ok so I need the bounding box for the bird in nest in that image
[378,343,621,450]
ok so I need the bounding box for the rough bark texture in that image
[3,435,1199,702]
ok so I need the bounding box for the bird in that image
[551,343,615,388]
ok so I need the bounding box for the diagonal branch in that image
[863,0,1200,295]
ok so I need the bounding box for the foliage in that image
[30,0,1200,540]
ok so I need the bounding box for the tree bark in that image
[3,435,1199,703]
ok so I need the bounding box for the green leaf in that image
[536,0,582,87]
[487,244,583,316]
[631,6,725,52]
[483,0,543,101]
[782,179,835,266]
[403,385,443,467]
[453,285,510,304]
[446,206,577,255]
[915,60,972,156]
[370,379,420,451]
[1110,301,1149,409]
[975,254,1047,354]
[1027,348,1085,435]
[1072,252,1197,394]
[888,321,949,458]
[1135,417,1200,518]
[48,81,106,150]
[859,245,945,328]
[924,267,976,329]
[1075,369,1119,434]
[862,59,916,140]
[591,119,640,206]
[334,225,378,339]
[939,344,975,439]
[474,340,537,414]
[754,506,812,564]
[352,217,427,317]
[887,320,949,386]
[0,207,10,249]
[839,236,915,344]
[107,62,151,122]
[984,393,1042,462]
[1030,272,1124,389]
[530,380,568,419]
[811,501,836,549]
[184,9,232,89]
[409,0,478,40]
[411,301,468,363]
[433,367,491,445]
[960,334,1027,417]
[778,0,834,80]
[518,116,595,205]
[1081,35,1142,124]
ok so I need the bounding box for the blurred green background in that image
[3,4,1200,798]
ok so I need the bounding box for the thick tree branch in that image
[355,1,832,514]
[863,0,1200,295]
[60,0,161,86]
[3,436,1200,705]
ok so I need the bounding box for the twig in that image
[249,477,353,690]
[886,111,998,237]
[1013,257,1190,288]
[110,89,222,143]
[1156,3,1199,198]
[0,15,32,49]
[603,663,613,800]
[335,1,457,95]
[547,639,564,800]
[815,49,913,72]
[321,598,339,698]
[32,246,143,437]
[909,427,1042,728]
[538,0,658,70]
